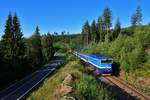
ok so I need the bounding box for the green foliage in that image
[25,26,43,68]
[97,16,105,42]
[2,13,25,61]
[1,13,25,74]
[102,7,112,30]
[90,20,97,42]
[81,7,113,45]
[81,21,91,47]
[83,26,150,74]
[41,33,54,63]
[0,13,56,89]
[74,71,115,100]
[113,18,121,40]
[131,6,142,26]
[0,13,28,88]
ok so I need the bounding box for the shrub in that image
[74,74,115,100]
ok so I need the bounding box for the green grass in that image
[27,55,115,100]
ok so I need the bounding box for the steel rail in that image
[103,76,150,100]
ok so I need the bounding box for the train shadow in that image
[112,62,120,76]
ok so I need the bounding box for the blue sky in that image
[0,0,150,37]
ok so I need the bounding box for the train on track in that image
[73,51,113,75]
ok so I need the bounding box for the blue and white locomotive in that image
[73,51,113,75]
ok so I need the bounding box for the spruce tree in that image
[102,8,112,31]
[81,21,91,47]
[113,18,121,39]
[12,13,25,59]
[97,16,105,42]
[131,6,142,26]
[90,20,97,42]
[1,13,25,75]
[102,7,112,42]
[30,26,43,67]
[2,13,14,61]
[136,6,142,25]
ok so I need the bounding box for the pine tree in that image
[113,18,121,39]
[30,26,43,67]
[61,31,65,42]
[131,6,142,26]
[12,13,25,59]
[1,13,25,75]
[81,21,91,47]
[2,13,14,61]
[102,8,112,31]
[90,20,97,42]
[97,16,105,42]
[102,7,112,42]
[136,6,142,25]
[2,13,25,61]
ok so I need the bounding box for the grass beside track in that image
[27,54,115,100]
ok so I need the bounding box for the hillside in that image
[27,54,115,100]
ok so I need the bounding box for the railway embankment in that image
[27,54,115,100]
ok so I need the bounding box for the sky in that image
[0,0,150,37]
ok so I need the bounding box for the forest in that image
[53,6,150,87]
[80,6,150,79]
[0,13,55,89]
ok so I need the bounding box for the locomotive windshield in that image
[101,59,112,63]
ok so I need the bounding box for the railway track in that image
[100,76,150,100]
[81,61,150,100]
[76,52,150,100]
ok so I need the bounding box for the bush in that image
[74,74,115,100]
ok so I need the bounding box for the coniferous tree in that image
[102,7,112,42]
[2,13,25,64]
[61,31,65,42]
[81,21,91,47]
[97,16,105,42]
[131,6,142,26]
[29,26,43,67]
[1,13,25,76]
[136,6,142,25]
[2,13,14,61]
[12,13,25,59]
[53,32,58,42]
[0,41,3,65]
[102,8,112,31]
[113,18,121,40]
[42,33,54,63]
[90,20,97,42]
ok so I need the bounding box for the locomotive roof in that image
[74,51,112,59]
[86,54,111,59]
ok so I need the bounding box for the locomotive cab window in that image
[101,59,112,63]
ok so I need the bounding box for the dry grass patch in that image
[119,70,150,96]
